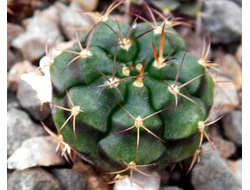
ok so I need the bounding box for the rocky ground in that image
[7,0,242,190]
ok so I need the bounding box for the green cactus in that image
[44,1,220,180]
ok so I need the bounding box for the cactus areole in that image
[50,15,214,174]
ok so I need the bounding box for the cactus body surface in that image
[49,8,214,174]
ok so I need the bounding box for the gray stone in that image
[7,167,62,190]
[7,93,21,110]
[51,168,86,190]
[17,73,52,121]
[222,110,242,146]
[207,124,236,159]
[8,136,66,170]
[11,5,64,62]
[227,159,242,183]
[7,48,23,70]
[7,60,37,92]
[191,143,242,190]
[7,108,47,157]
[7,22,24,70]
[215,54,242,91]
[201,0,242,44]
[7,23,25,49]
[232,0,242,6]
[209,73,239,121]
[55,2,92,40]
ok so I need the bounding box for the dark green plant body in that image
[50,17,214,173]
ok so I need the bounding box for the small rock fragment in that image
[191,143,242,190]
[209,73,239,120]
[207,124,236,159]
[7,167,62,190]
[215,54,242,91]
[7,108,47,157]
[222,110,242,146]
[72,0,99,11]
[11,5,64,62]
[201,0,242,44]
[7,23,25,69]
[51,168,86,190]
[236,44,242,64]
[114,172,160,190]
[232,0,242,6]
[7,23,25,48]
[8,136,65,170]
[7,60,37,92]
[7,92,21,110]
[55,2,92,40]
[7,48,23,70]
[73,161,111,190]
[211,136,236,159]
[17,72,52,121]
[227,159,242,183]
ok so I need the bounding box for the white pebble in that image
[114,172,160,190]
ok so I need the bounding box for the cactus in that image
[43,0,223,181]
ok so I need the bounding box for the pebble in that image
[7,167,62,190]
[176,26,212,59]
[11,5,64,62]
[207,124,236,159]
[72,0,99,11]
[232,0,242,6]
[222,110,242,146]
[201,0,242,44]
[7,92,21,110]
[159,186,183,190]
[7,23,25,69]
[72,161,111,190]
[50,168,86,190]
[7,23,25,48]
[7,108,47,157]
[17,72,52,121]
[7,60,37,92]
[191,143,242,190]
[7,49,23,70]
[211,136,236,159]
[215,54,242,91]
[7,136,65,170]
[236,44,242,64]
[114,172,161,190]
[209,73,239,120]
[226,159,242,183]
[55,2,92,40]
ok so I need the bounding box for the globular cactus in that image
[43,0,223,181]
